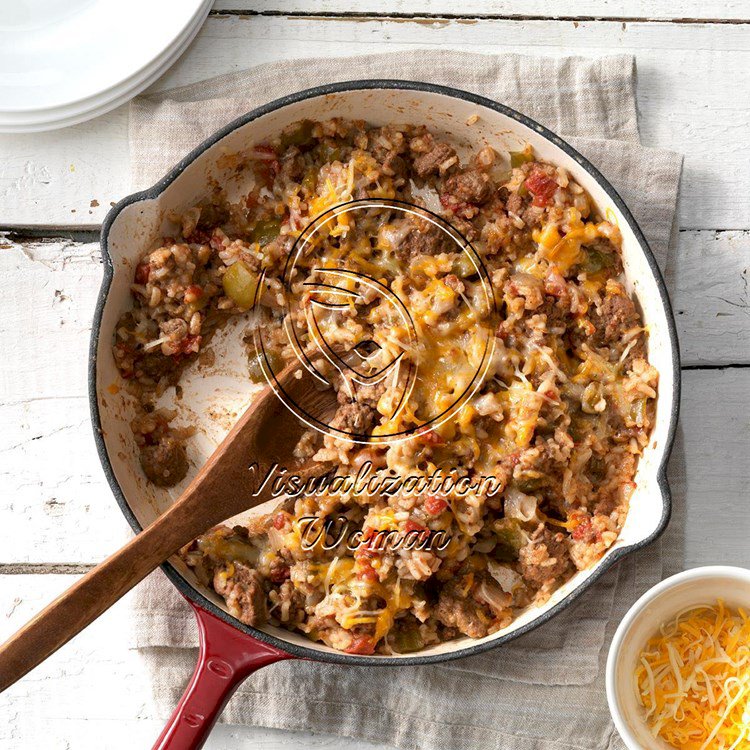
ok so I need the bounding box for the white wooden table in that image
[1,2,749,748]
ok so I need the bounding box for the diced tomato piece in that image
[134,261,150,284]
[572,518,602,543]
[439,192,471,214]
[420,429,445,446]
[571,521,590,541]
[254,143,277,156]
[354,534,380,559]
[272,512,287,530]
[185,284,204,299]
[424,495,448,515]
[356,560,379,582]
[345,635,376,655]
[404,519,430,545]
[524,169,558,207]
[174,334,202,357]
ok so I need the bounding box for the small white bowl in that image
[606,565,750,749]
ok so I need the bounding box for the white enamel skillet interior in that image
[92,81,681,667]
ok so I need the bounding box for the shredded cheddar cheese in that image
[635,600,750,750]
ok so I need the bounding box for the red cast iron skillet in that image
[90,81,680,750]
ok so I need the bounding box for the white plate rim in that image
[0,0,211,115]
[0,0,211,133]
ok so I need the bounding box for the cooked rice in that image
[112,118,658,654]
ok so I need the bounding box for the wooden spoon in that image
[0,361,338,693]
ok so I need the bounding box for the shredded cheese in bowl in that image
[635,600,750,749]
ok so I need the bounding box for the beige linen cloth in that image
[127,51,684,750]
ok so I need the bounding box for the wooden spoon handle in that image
[0,493,213,694]
[0,360,327,693]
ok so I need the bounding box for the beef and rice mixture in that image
[113,118,658,655]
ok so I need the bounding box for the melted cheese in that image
[635,600,750,750]
[308,554,412,645]
[501,380,542,448]
[532,213,605,274]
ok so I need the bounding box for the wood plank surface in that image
[0,576,387,750]
[0,238,747,565]
[1,15,750,230]
[214,1,750,20]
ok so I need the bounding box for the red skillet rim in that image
[90,79,681,666]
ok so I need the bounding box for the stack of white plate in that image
[0,0,212,133]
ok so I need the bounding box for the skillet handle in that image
[152,603,294,750]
